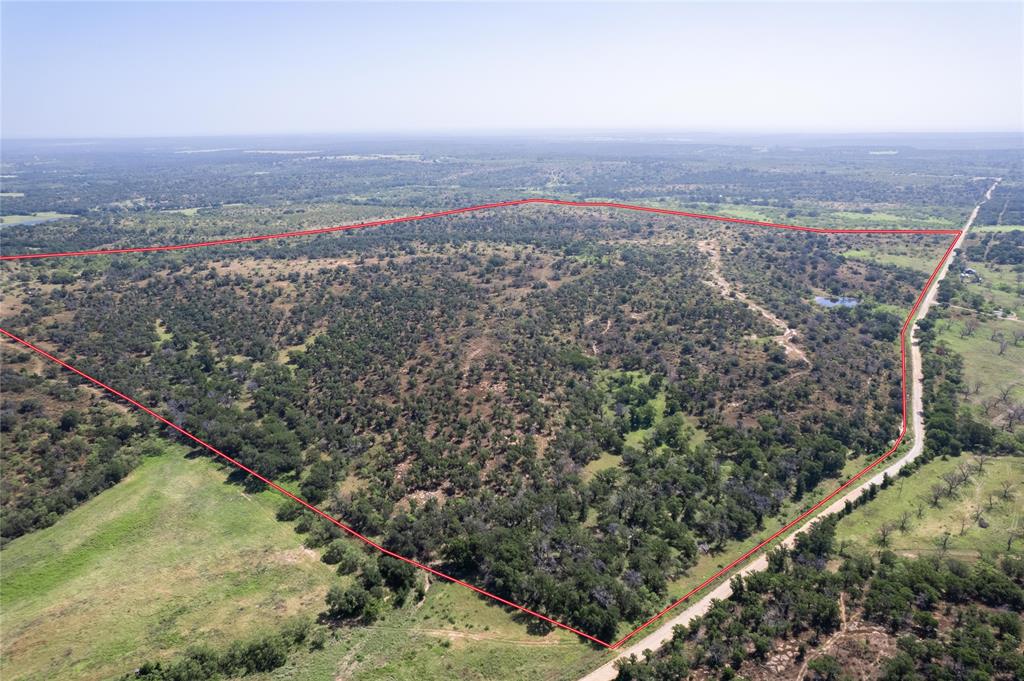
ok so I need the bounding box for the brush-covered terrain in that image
[3,202,951,648]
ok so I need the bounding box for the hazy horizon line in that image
[4,128,1023,143]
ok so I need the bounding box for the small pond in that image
[814,296,859,308]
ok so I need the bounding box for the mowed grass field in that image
[0,445,336,681]
[835,455,1023,559]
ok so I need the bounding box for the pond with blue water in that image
[814,296,859,308]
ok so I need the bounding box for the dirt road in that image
[902,178,999,464]
[578,178,1001,681]
[699,240,810,366]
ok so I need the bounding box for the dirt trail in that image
[699,241,810,366]
[794,593,846,680]
[578,179,1001,681]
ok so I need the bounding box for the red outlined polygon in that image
[0,200,961,648]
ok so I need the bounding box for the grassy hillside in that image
[0,445,335,681]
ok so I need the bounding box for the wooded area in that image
[1,205,960,640]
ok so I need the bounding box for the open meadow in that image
[1,448,335,681]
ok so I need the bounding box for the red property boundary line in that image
[0,198,960,261]
[0,199,961,650]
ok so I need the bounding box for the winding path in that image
[699,240,810,366]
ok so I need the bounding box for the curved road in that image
[579,178,1002,681]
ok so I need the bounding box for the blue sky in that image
[2,1,1021,138]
